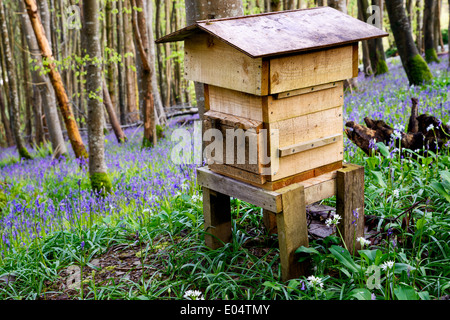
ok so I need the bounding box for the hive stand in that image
[197,163,365,281]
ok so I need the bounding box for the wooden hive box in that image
[157,7,387,190]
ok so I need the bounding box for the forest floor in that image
[1,55,450,301]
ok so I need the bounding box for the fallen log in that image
[345,98,450,156]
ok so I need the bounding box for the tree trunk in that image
[116,0,127,125]
[416,0,423,54]
[24,0,88,159]
[146,0,166,126]
[124,0,139,124]
[0,0,32,159]
[385,0,433,85]
[423,0,439,63]
[103,78,127,143]
[20,0,67,158]
[84,0,111,194]
[132,0,157,147]
[0,89,13,147]
[328,0,346,12]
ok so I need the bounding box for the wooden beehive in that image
[157,7,387,190]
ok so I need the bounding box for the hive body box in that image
[157,7,387,190]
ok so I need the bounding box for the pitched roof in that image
[155,7,388,58]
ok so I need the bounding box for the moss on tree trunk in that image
[425,48,440,63]
[408,54,433,85]
[90,172,112,195]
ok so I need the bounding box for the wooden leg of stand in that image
[276,184,309,281]
[336,164,365,253]
[263,209,277,234]
[202,187,232,249]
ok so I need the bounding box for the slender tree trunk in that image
[0,0,32,159]
[147,0,166,126]
[0,89,13,147]
[103,78,127,143]
[117,0,127,125]
[24,0,87,159]
[385,0,433,85]
[84,0,111,193]
[132,0,157,147]
[20,1,67,157]
[416,0,423,53]
[328,0,346,12]
[423,0,439,62]
[124,0,139,124]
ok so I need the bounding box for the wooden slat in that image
[209,163,266,185]
[352,43,359,78]
[276,81,340,99]
[204,110,263,132]
[184,33,268,95]
[197,166,282,213]
[269,106,343,149]
[269,45,354,94]
[279,134,342,157]
[267,141,344,181]
[207,85,263,121]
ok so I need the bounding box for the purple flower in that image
[80,241,85,250]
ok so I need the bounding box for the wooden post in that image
[202,187,232,249]
[262,209,277,234]
[276,184,309,281]
[336,164,365,253]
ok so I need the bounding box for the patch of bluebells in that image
[0,122,198,252]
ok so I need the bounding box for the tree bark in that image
[20,0,67,158]
[0,89,13,147]
[124,0,139,124]
[23,0,88,159]
[146,0,166,126]
[103,78,127,143]
[131,0,157,147]
[416,0,424,53]
[116,0,127,125]
[423,0,439,63]
[0,0,32,159]
[385,0,433,85]
[345,105,450,157]
[84,0,111,193]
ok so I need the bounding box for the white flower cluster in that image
[307,275,324,289]
[325,214,342,227]
[183,289,204,300]
[380,260,395,271]
[356,237,371,248]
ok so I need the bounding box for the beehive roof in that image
[156,7,388,58]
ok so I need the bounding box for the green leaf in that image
[295,246,320,262]
[350,288,373,300]
[394,284,420,300]
[376,142,390,158]
[358,249,382,265]
[263,281,282,291]
[371,170,387,188]
[430,182,450,202]
[329,245,360,273]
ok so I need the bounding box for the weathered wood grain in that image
[269,46,354,94]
